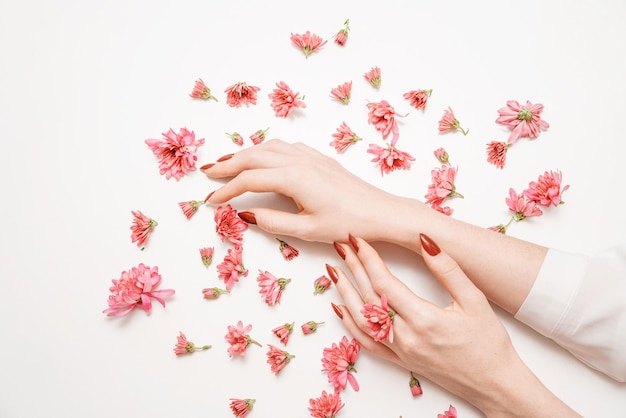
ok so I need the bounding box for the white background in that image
[1,1,625,417]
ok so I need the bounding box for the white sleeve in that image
[514,244,626,382]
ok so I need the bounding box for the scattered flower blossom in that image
[277,238,299,260]
[202,287,230,300]
[247,128,268,145]
[363,66,381,89]
[217,246,248,291]
[438,107,468,135]
[130,210,157,249]
[523,170,569,207]
[257,270,291,306]
[367,143,415,175]
[199,246,215,267]
[301,320,325,335]
[290,31,327,57]
[361,293,395,342]
[225,321,262,357]
[486,141,509,169]
[424,165,464,214]
[488,224,507,234]
[268,81,306,118]
[321,336,361,392]
[214,204,248,247]
[178,200,203,219]
[103,263,175,317]
[403,89,432,110]
[333,19,350,46]
[308,390,345,418]
[330,122,362,153]
[266,344,295,375]
[330,81,352,104]
[173,331,211,355]
[434,147,450,165]
[409,372,423,397]
[189,78,217,101]
[366,99,405,144]
[496,100,549,144]
[229,398,255,418]
[313,275,332,295]
[272,322,294,345]
[145,127,205,180]
[437,405,458,418]
[226,131,244,146]
[506,188,543,222]
[224,82,261,107]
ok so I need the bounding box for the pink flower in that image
[268,81,306,117]
[438,405,458,418]
[103,263,175,317]
[145,127,205,180]
[333,19,350,47]
[266,344,295,375]
[229,398,255,418]
[301,320,325,335]
[224,82,261,107]
[361,293,395,342]
[130,210,157,249]
[272,322,294,345]
[424,165,464,210]
[496,100,549,144]
[330,122,361,153]
[214,204,248,247]
[173,331,211,355]
[506,188,543,221]
[486,141,509,169]
[366,100,405,143]
[257,270,291,306]
[217,246,248,291]
[488,224,507,234]
[308,390,345,418]
[438,107,468,135]
[250,128,269,145]
[199,246,215,267]
[409,372,423,397]
[363,66,381,89]
[202,287,230,300]
[403,89,432,110]
[313,275,332,295]
[277,238,299,260]
[189,78,217,101]
[434,147,450,164]
[321,336,361,392]
[523,170,570,207]
[330,81,352,104]
[367,143,415,175]
[178,200,203,219]
[226,132,244,146]
[290,31,327,57]
[225,321,262,357]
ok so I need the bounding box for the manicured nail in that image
[419,233,441,256]
[204,191,215,203]
[217,153,234,162]
[331,302,344,319]
[333,241,346,260]
[348,234,359,253]
[325,263,339,284]
[238,211,257,225]
[200,163,215,170]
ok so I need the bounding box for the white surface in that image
[1,1,625,417]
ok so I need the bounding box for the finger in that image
[239,208,318,239]
[207,168,294,203]
[335,241,379,303]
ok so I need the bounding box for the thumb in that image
[238,208,312,240]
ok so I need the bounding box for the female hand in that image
[329,233,579,418]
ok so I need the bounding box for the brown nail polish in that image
[200,163,215,170]
[217,153,234,162]
[348,234,359,253]
[333,242,346,260]
[325,263,339,284]
[238,211,257,225]
[419,233,441,256]
[204,191,215,203]
[331,302,344,319]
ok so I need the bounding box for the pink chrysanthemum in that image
[424,165,464,212]
[330,122,361,153]
[145,127,205,180]
[199,246,214,267]
[214,204,248,247]
[302,320,325,335]
[367,143,415,175]
[226,131,244,147]
[321,336,361,392]
[225,321,261,358]
[361,293,395,342]
[229,398,255,418]
[438,405,458,418]
[438,107,468,135]
[488,224,507,234]
[313,275,332,295]
[366,100,405,143]
[224,82,261,107]
[173,331,211,355]
[506,188,543,221]
[496,100,549,144]
[217,246,248,291]
[290,31,327,57]
[189,78,217,101]
[363,66,381,89]
[268,81,306,118]
[308,390,345,418]
[333,19,350,47]
[523,170,570,207]
[202,287,229,300]
[102,263,175,317]
[486,141,509,169]
[272,322,294,345]
[257,270,291,306]
[434,147,450,165]
[130,210,157,249]
[330,81,352,104]
[409,372,423,397]
[266,344,295,375]
[250,128,269,145]
[277,238,299,260]
[178,200,203,219]
[403,89,432,110]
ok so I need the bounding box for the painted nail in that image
[325,263,339,284]
[217,153,234,162]
[333,241,346,260]
[331,302,344,319]
[238,211,257,225]
[419,233,441,256]
[200,163,215,170]
[348,234,359,253]
[204,191,215,203]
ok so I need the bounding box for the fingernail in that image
[204,191,215,203]
[200,163,215,170]
[238,211,256,225]
[333,242,346,260]
[325,263,339,284]
[217,153,234,162]
[348,234,359,253]
[331,302,344,319]
[419,233,441,256]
